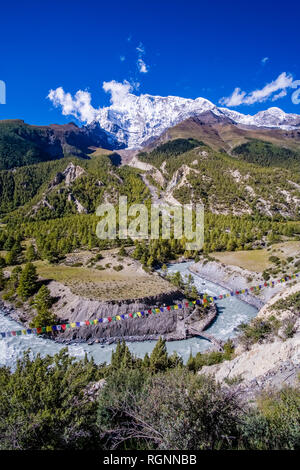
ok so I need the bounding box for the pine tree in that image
[189,285,199,300]
[5,247,19,266]
[110,340,135,370]
[143,352,150,369]
[9,266,22,289]
[12,240,22,255]
[33,285,52,312]
[150,337,169,372]
[118,246,127,257]
[186,353,196,371]
[3,235,15,251]
[147,255,154,268]
[25,244,36,262]
[121,345,134,369]
[168,351,183,368]
[30,308,58,328]
[17,263,38,300]
[161,264,167,273]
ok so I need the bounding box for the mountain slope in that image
[93,101,300,149]
[49,86,300,149]
[0,151,150,220]
[200,283,300,397]
[220,107,300,129]
[145,113,300,154]
[136,139,300,219]
[0,119,123,170]
[232,139,300,170]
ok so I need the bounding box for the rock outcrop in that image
[200,282,300,397]
[201,336,299,384]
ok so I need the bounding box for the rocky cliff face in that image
[54,302,218,345]
[29,162,88,216]
[45,280,185,342]
[200,283,300,397]
[201,336,299,391]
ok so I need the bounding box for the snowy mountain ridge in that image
[93,96,300,148]
[94,94,218,148]
[219,106,300,130]
[49,86,300,149]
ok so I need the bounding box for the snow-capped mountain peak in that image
[94,94,217,148]
[48,85,300,149]
[219,106,300,130]
[93,95,300,148]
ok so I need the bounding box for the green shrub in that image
[0,349,101,450]
[240,387,300,450]
[238,317,280,346]
[113,265,123,271]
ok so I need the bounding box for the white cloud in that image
[120,55,126,62]
[261,57,269,64]
[102,80,132,106]
[272,90,287,101]
[136,42,145,54]
[135,42,149,74]
[48,81,135,122]
[291,80,300,105]
[47,87,98,123]
[219,72,296,107]
[219,87,246,107]
[137,58,148,73]
[292,88,300,104]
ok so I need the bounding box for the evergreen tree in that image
[111,341,134,370]
[147,255,154,268]
[121,345,134,369]
[223,340,234,360]
[33,285,52,312]
[17,263,38,300]
[118,246,127,257]
[168,351,183,368]
[5,247,19,266]
[189,285,199,300]
[143,352,150,369]
[161,264,167,274]
[9,266,22,290]
[12,240,22,255]
[3,235,15,251]
[186,353,196,372]
[150,337,169,372]
[30,308,58,328]
[25,244,36,262]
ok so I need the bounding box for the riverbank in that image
[188,258,294,309]
[53,302,219,346]
[189,265,264,309]
[0,261,262,367]
[0,285,219,347]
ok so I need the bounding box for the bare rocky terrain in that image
[200,283,300,398]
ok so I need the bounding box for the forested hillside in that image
[233,139,300,169]
[0,120,63,169]
[0,152,149,218]
[0,135,300,265]
[139,138,300,219]
[0,119,119,171]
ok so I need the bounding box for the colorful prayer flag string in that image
[0,272,298,339]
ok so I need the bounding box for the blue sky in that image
[0,0,299,125]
